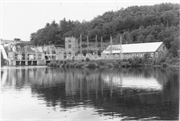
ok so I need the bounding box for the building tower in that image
[65,37,78,58]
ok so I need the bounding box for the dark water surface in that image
[1,66,179,121]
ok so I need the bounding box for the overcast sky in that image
[1,0,179,41]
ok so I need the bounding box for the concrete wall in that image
[56,52,65,60]
[8,52,15,60]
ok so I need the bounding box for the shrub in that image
[86,58,90,61]
[98,61,105,66]
[107,63,114,67]
[85,62,97,68]
[162,63,168,68]
[126,57,144,67]
[76,63,84,68]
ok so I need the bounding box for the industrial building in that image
[1,36,168,66]
[102,42,168,61]
[1,37,80,66]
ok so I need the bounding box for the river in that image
[1,66,179,121]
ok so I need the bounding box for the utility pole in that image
[101,36,103,51]
[120,34,122,60]
[87,35,89,53]
[110,36,113,55]
[95,35,98,54]
[80,34,82,54]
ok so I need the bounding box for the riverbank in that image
[47,58,179,69]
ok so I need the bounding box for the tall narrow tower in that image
[65,37,78,57]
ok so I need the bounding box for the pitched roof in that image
[102,42,163,54]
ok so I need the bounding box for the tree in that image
[123,31,133,44]
[169,34,179,57]
[137,34,145,43]
[161,11,176,28]
[30,3,179,59]
[145,34,155,42]
[142,15,155,27]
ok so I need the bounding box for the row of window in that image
[123,53,144,58]
[107,47,121,51]
[103,52,155,58]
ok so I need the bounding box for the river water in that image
[1,66,179,121]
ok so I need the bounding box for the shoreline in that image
[47,60,179,69]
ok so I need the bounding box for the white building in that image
[102,42,168,61]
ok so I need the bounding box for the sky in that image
[1,0,179,41]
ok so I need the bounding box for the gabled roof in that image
[102,42,163,54]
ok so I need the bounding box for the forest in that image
[30,3,179,59]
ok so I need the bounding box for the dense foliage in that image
[30,3,179,57]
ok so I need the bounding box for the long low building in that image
[101,42,168,61]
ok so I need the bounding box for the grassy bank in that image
[47,57,179,69]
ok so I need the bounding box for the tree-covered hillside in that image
[30,3,179,57]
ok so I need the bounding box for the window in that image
[68,44,71,48]
[163,46,165,50]
[69,39,71,43]
[151,53,154,57]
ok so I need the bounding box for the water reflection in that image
[1,67,179,120]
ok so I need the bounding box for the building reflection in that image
[1,67,179,120]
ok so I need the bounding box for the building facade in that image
[65,37,78,59]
